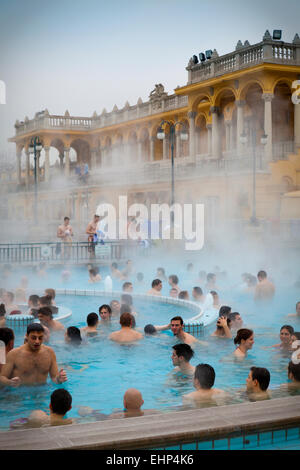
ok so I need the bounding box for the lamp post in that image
[240,119,267,225]
[157,120,188,229]
[28,136,43,223]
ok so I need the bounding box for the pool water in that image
[1,263,300,432]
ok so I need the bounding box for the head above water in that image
[194,364,215,390]
[120,312,135,328]
[66,326,82,345]
[123,388,144,411]
[247,366,270,392]
[234,328,254,346]
[87,312,99,327]
[50,389,72,416]
[257,270,267,280]
[218,306,231,318]
[172,343,194,363]
[144,324,157,335]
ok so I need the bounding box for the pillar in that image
[225,121,231,151]
[294,102,300,148]
[188,111,197,159]
[211,106,220,158]
[150,136,155,161]
[44,146,50,183]
[175,131,181,158]
[25,149,30,188]
[91,148,97,169]
[262,93,274,161]
[64,147,70,176]
[16,149,22,184]
[137,140,143,163]
[206,124,212,156]
[236,100,245,156]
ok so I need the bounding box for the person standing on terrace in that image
[57,216,73,259]
[86,214,100,258]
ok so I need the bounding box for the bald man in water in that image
[109,388,158,418]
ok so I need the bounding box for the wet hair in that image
[39,295,52,306]
[234,328,253,345]
[193,287,203,296]
[50,389,72,415]
[111,262,118,269]
[171,316,183,325]
[296,301,300,309]
[144,324,157,335]
[194,364,215,389]
[27,323,45,335]
[0,327,14,346]
[121,294,133,306]
[38,306,53,319]
[89,268,98,277]
[169,275,179,285]
[228,312,241,321]
[250,366,270,391]
[218,306,231,317]
[152,279,162,288]
[99,304,112,315]
[257,270,267,279]
[122,282,132,291]
[206,273,216,282]
[288,361,300,381]
[136,272,144,282]
[110,300,120,309]
[64,216,70,221]
[178,291,189,300]
[87,312,99,326]
[66,326,82,345]
[280,325,294,335]
[210,290,218,297]
[173,343,194,362]
[120,312,134,327]
[29,295,40,306]
[292,332,300,340]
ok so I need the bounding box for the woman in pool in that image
[88,268,102,283]
[272,325,294,351]
[233,329,254,359]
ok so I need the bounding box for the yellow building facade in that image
[5,30,300,240]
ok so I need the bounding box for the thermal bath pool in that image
[1,281,300,432]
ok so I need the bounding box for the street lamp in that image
[28,136,43,223]
[157,120,188,229]
[240,121,267,225]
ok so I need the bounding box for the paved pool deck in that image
[0,395,299,450]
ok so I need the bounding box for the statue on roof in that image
[149,83,167,101]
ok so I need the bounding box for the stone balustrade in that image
[187,33,300,84]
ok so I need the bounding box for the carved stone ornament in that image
[149,83,168,102]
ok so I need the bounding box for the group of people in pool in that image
[0,262,300,430]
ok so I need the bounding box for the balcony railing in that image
[0,240,149,264]
[187,36,300,84]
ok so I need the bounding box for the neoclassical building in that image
[5,30,300,240]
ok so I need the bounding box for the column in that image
[91,148,97,169]
[175,131,181,158]
[262,93,274,161]
[25,149,30,188]
[36,152,40,183]
[44,146,50,183]
[150,136,155,161]
[16,150,22,184]
[206,124,212,156]
[211,106,220,158]
[137,140,143,163]
[294,102,300,148]
[236,100,245,156]
[188,111,197,159]
[163,135,169,160]
[64,147,70,176]
[229,121,234,151]
[225,121,231,151]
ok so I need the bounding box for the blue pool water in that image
[1,261,300,433]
